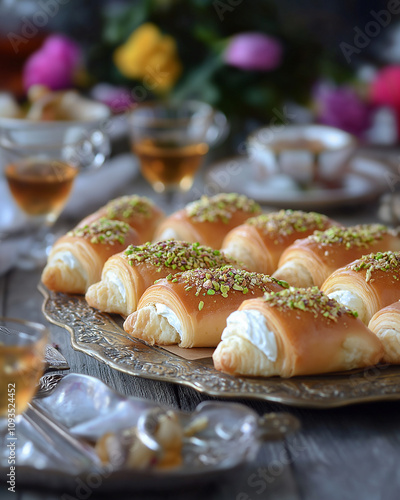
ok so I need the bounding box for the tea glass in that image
[0,317,49,463]
[128,100,228,205]
[0,120,110,269]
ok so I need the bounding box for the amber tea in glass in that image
[133,137,209,192]
[0,318,48,418]
[0,124,94,268]
[129,101,227,196]
[5,159,78,222]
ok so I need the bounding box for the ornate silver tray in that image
[40,285,400,408]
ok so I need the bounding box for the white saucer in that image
[204,153,395,210]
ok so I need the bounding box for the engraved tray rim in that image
[39,284,400,409]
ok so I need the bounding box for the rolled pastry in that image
[78,195,165,243]
[41,219,140,294]
[123,267,288,348]
[213,287,383,377]
[153,193,261,248]
[221,210,337,274]
[85,240,240,316]
[368,301,400,364]
[321,251,400,324]
[273,224,400,288]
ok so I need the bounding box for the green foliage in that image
[88,0,349,123]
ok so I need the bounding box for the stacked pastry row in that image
[41,192,262,296]
[41,193,400,379]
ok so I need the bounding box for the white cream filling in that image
[155,303,183,338]
[328,290,365,320]
[105,271,126,302]
[158,228,180,240]
[52,250,80,270]
[222,310,278,362]
[341,336,364,368]
[222,241,256,270]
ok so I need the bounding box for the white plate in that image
[204,153,394,210]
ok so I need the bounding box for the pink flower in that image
[224,32,282,71]
[370,65,400,140]
[313,82,372,137]
[370,65,400,109]
[90,83,135,113]
[23,34,81,91]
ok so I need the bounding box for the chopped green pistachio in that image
[186,193,260,223]
[349,251,400,282]
[68,218,130,245]
[105,195,154,220]
[263,286,359,321]
[212,280,220,291]
[123,240,237,271]
[310,224,388,248]
[155,266,286,303]
[247,209,329,237]
[220,284,229,295]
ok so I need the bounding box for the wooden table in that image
[2,179,400,500]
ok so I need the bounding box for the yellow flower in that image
[114,23,182,93]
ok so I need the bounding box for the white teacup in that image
[246,124,357,187]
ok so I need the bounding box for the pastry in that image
[368,301,400,365]
[78,195,165,243]
[123,267,288,348]
[221,210,337,273]
[273,224,400,288]
[368,300,400,364]
[41,219,140,294]
[321,251,400,324]
[85,240,240,316]
[153,193,261,248]
[213,287,383,377]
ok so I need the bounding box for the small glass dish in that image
[246,124,357,189]
[7,373,299,492]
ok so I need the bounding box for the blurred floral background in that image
[2,0,400,145]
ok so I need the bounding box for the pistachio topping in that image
[263,286,359,321]
[68,218,130,245]
[350,251,400,282]
[123,240,235,271]
[310,224,388,248]
[105,195,154,220]
[164,266,288,311]
[185,193,260,224]
[247,210,328,237]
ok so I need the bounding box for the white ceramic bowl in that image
[246,124,358,186]
[0,97,112,170]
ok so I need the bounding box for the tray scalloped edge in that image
[39,283,400,408]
